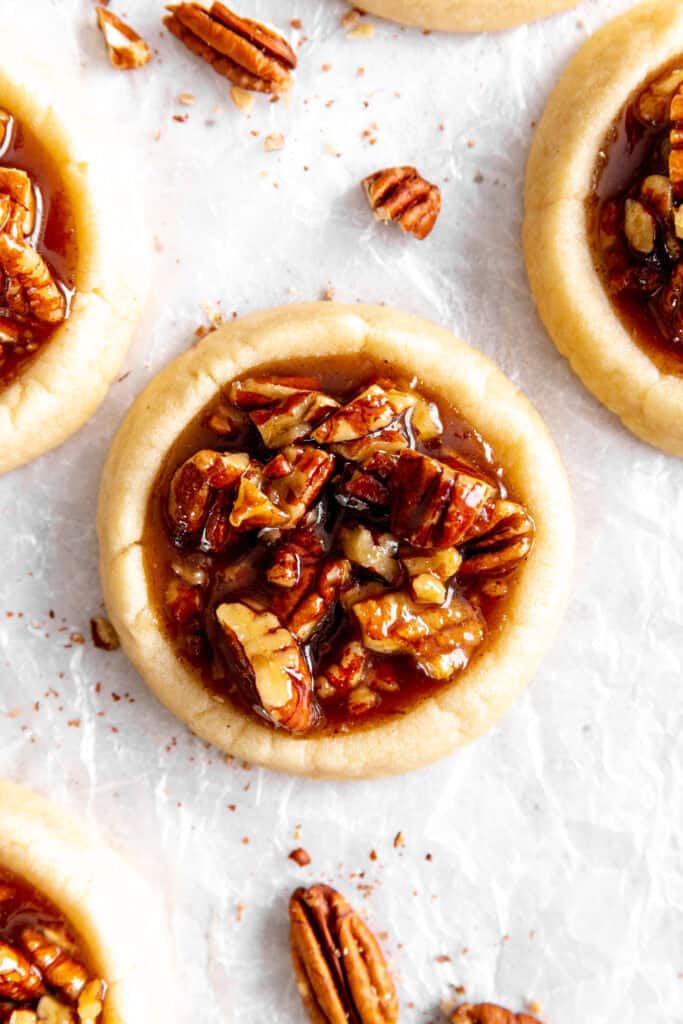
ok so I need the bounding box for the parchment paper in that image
[1,0,681,1020]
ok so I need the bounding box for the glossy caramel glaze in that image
[143,356,532,735]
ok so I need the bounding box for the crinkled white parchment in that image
[0,0,681,1021]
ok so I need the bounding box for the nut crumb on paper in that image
[348,22,375,39]
[264,132,285,152]
[393,831,405,849]
[230,86,254,112]
[289,847,311,866]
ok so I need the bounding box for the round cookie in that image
[0,43,148,475]
[98,302,574,779]
[0,780,170,1024]
[524,0,683,455]
[351,0,577,33]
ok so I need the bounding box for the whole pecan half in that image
[289,884,398,1024]
[164,2,296,94]
[362,166,441,240]
[452,1003,543,1024]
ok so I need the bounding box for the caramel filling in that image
[589,59,683,373]
[0,109,76,390]
[143,357,535,736]
[0,867,106,1024]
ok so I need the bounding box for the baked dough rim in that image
[523,0,683,456]
[97,301,574,780]
[0,781,170,1024]
[352,0,577,33]
[0,43,149,475]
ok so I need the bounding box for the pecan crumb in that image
[177,91,196,105]
[289,847,311,866]
[96,7,151,69]
[321,283,335,301]
[393,831,405,849]
[264,132,285,152]
[90,617,120,651]
[291,18,302,29]
[70,632,85,645]
[230,86,254,111]
[348,22,375,38]
[341,8,362,29]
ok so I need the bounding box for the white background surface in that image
[0,0,681,1020]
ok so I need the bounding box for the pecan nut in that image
[0,942,43,1001]
[168,449,249,540]
[451,1003,543,1024]
[215,601,317,732]
[164,2,296,94]
[0,233,65,324]
[352,589,485,679]
[460,499,535,577]
[362,166,441,240]
[96,8,151,70]
[312,384,416,444]
[289,884,398,1024]
[669,84,683,203]
[21,930,88,1003]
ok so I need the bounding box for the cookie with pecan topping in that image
[98,302,573,778]
[524,0,683,455]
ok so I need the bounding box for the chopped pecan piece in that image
[623,198,656,254]
[670,85,683,203]
[317,641,369,695]
[20,930,88,1002]
[168,450,248,538]
[287,557,351,643]
[35,997,74,1024]
[410,398,443,442]
[0,168,35,238]
[264,445,336,526]
[96,8,151,69]
[8,1011,38,1024]
[216,602,316,732]
[90,616,120,651]
[635,67,683,127]
[451,1004,543,1024]
[289,884,398,1024]
[76,980,106,1024]
[250,390,339,447]
[229,463,290,530]
[164,2,296,95]
[0,234,64,323]
[229,375,321,408]
[165,578,203,626]
[336,464,391,515]
[353,590,485,679]
[266,545,302,588]
[460,500,535,577]
[312,384,416,444]
[409,572,446,605]
[340,524,400,583]
[0,942,43,1001]
[0,110,13,154]
[362,166,441,240]
[391,450,495,550]
[331,426,408,462]
[401,546,462,581]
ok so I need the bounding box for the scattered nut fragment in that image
[289,847,311,866]
[623,198,656,254]
[451,1003,543,1024]
[362,166,441,240]
[289,884,399,1024]
[230,85,254,111]
[96,8,151,70]
[264,132,284,152]
[90,617,119,651]
[164,2,297,95]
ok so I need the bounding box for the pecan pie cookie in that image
[0,781,169,1024]
[351,0,576,33]
[0,46,147,474]
[524,0,683,455]
[98,303,573,779]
